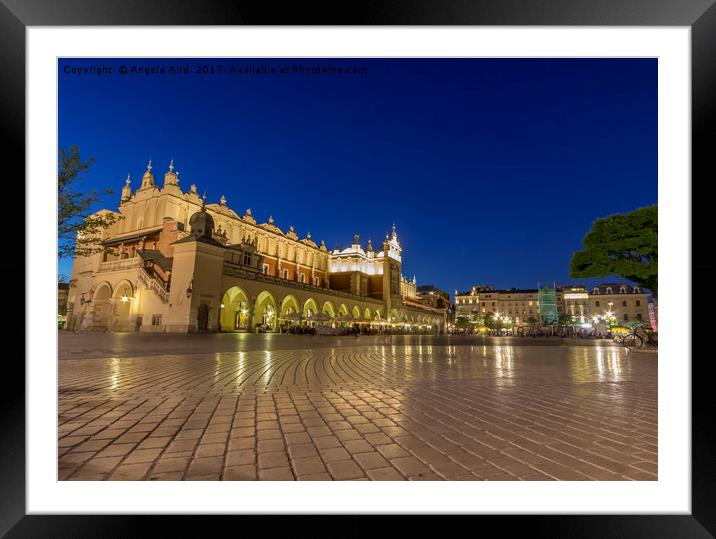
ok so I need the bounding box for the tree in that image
[558,314,575,327]
[58,146,122,259]
[570,205,657,297]
[455,316,471,329]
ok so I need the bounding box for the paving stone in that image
[292,457,327,476]
[258,451,290,470]
[319,447,351,462]
[326,460,365,480]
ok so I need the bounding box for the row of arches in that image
[220,286,385,332]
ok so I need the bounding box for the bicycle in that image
[620,323,658,349]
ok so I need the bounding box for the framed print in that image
[3,0,714,535]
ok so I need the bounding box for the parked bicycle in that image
[619,323,658,349]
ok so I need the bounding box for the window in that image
[619,287,626,294]
[481,302,485,306]
[314,276,320,286]
[636,313,642,320]
[636,300,641,307]
[151,314,162,326]
[593,288,599,294]
[623,314,629,321]
[606,287,613,294]
[262,264,269,275]
[298,273,305,283]
[622,300,627,307]
[243,252,251,265]
[283,269,289,279]
[595,300,600,307]
[634,287,641,293]
[491,302,495,307]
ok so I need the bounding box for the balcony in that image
[98,256,141,273]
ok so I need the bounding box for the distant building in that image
[588,283,650,326]
[454,282,650,329]
[454,286,540,326]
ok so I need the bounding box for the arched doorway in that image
[253,290,277,331]
[352,306,361,320]
[91,282,113,330]
[112,280,134,331]
[280,294,301,331]
[220,286,251,331]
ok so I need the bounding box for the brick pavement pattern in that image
[58,334,657,481]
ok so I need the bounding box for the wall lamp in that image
[186,280,193,299]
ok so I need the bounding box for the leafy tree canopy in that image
[58,146,122,259]
[570,205,657,296]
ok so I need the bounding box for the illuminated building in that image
[455,283,650,328]
[66,161,445,333]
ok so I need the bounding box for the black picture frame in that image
[4,0,713,535]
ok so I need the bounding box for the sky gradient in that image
[58,58,657,294]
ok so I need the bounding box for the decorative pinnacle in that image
[125,174,131,185]
[169,159,174,172]
[147,159,152,172]
[246,208,252,216]
[307,232,311,239]
[268,215,274,224]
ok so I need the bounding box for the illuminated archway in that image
[302,298,319,319]
[338,303,349,317]
[321,301,336,318]
[221,285,251,331]
[112,280,134,330]
[281,295,300,317]
[352,306,361,319]
[89,282,113,330]
[253,290,278,331]
[364,307,372,321]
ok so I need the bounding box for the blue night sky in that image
[58,58,657,294]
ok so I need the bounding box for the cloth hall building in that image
[67,161,446,333]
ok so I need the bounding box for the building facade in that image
[66,161,445,333]
[454,282,650,329]
[587,283,650,326]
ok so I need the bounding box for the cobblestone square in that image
[58,334,657,481]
